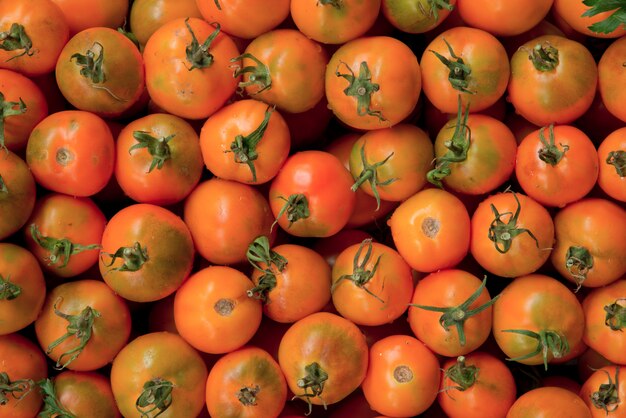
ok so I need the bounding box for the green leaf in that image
[582,0,626,34]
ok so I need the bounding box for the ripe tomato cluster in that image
[0,0,625,417]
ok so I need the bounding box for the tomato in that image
[184,178,275,265]
[470,191,554,278]
[115,113,204,205]
[278,312,368,412]
[388,188,471,273]
[349,124,434,206]
[205,346,288,418]
[551,198,626,290]
[501,19,566,57]
[508,35,597,126]
[0,151,36,240]
[515,124,599,208]
[507,386,592,418]
[313,229,373,269]
[599,36,626,123]
[0,333,47,418]
[55,27,145,118]
[332,239,413,326]
[26,110,115,197]
[99,203,195,302]
[291,0,381,44]
[174,265,262,354]
[438,352,516,418]
[232,29,328,114]
[580,366,626,418]
[420,26,510,114]
[247,236,332,323]
[269,151,356,238]
[456,0,553,36]
[23,193,106,278]
[51,0,127,34]
[597,128,626,202]
[408,270,496,357]
[362,335,440,417]
[200,99,291,184]
[0,69,47,152]
[492,274,585,370]
[553,0,626,38]
[382,0,456,34]
[110,332,208,418]
[35,279,131,371]
[0,0,70,76]
[130,0,202,47]
[143,17,240,120]
[325,36,421,130]
[39,371,120,417]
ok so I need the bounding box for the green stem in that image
[604,298,626,331]
[0,23,33,61]
[37,378,77,418]
[420,0,454,21]
[590,367,620,414]
[101,242,149,273]
[537,124,568,166]
[606,150,626,177]
[184,18,221,71]
[565,246,593,291]
[0,273,21,300]
[30,224,101,269]
[335,60,386,122]
[331,238,385,303]
[0,91,27,152]
[70,42,126,102]
[230,52,271,95]
[237,385,260,406]
[319,0,342,8]
[501,329,570,371]
[430,38,474,94]
[245,235,287,302]
[272,194,309,231]
[136,378,174,418]
[130,131,175,173]
[488,191,539,254]
[350,143,396,211]
[0,372,34,405]
[444,356,479,391]
[526,42,559,72]
[293,362,328,416]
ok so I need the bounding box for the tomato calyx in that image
[410,276,499,347]
[0,23,34,62]
[30,223,101,269]
[332,238,385,303]
[0,91,27,151]
[230,53,272,95]
[273,194,310,230]
[184,18,221,71]
[606,150,626,177]
[237,384,260,406]
[350,143,396,211]
[537,125,569,166]
[524,42,559,72]
[38,378,77,418]
[46,297,101,370]
[488,192,539,254]
[294,362,328,416]
[117,26,140,50]
[500,329,569,371]
[227,106,275,183]
[0,372,34,405]
[318,0,342,9]
[136,377,174,418]
[604,298,626,331]
[444,356,479,392]
[0,273,20,300]
[0,174,6,193]
[335,60,387,122]
[430,38,474,94]
[130,131,175,173]
[565,245,593,291]
[70,42,127,102]
[246,235,288,301]
[213,0,222,10]
[590,366,621,414]
[101,242,149,273]
[421,0,455,21]
[582,0,626,34]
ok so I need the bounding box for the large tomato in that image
[506,386,592,418]
[130,0,202,47]
[597,127,626,202]
[580,366,626,418]
[382,0,456,34]
[456,0,553,36]
[0,151,36,240]
[553,0,626,38]
[51,0,128,34]
[599,36,626,123]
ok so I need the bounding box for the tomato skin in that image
[184,178,275,265]
[26,110,115,197]
[205,346,288,418]
[115,113,204,205]
[508,35,597,126]
[269,151,356,238]
[174,266,263,354]
[599,36,626,123]
[35,279,132,371]
[420,26,510,114]
[388,188,470,273]
[515,125,599,208]
[99,203,195,302]
[553,0,626,38]
[51,371,121,418]
[325,36,421,130]
[362,335,440,417]
[551,198,626,289]
[0,151,36,240]
[470,192,554,278]
[382,0,456,34]
[457,0,553,36]
[143,17,240,120]
[438,352,516,418]
[597,127,626,202]
[506,386,592,418]
[51,0,127,34]
[110,332,208,418]
[580,366,626,418]
[130,0,202,46]
[0,0,70,76]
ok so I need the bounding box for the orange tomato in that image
[0,151,36,240]
[506,386,592,418]
[51,0,128,34]
[553,0,626,38]
[456,0,553,36]
[597,127,626,202]
[580,366,626,418]
[599,36,626,123]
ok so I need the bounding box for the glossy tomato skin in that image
[35,279,131,371]
[184,178,275,265]
[130,0,202,46]
[143,17,240,120]
[115,113,204,205]
[580,365,626,418]
[456,0,553,36]
[99,204,195,302]
[110,332,208,418]
[205,346,288,418]
[0,151,36,240]
[388,188,470,273]
[507,386,592,418]
[48,370,121,418]
[51,0,127,34]
[599,36,626,123]
[551,198,626,289]
[269,151,356,238]
[362,335,440,417]
[382,0,456,34]
[553,0,626,38]
[508,35,597,126]
[26,110,115,197]
[597,127,626,202]
[325,36,421,130]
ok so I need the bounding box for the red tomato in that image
[456,0,553,36]
[597,127,626,202]
[506,386,592,418]
[0,151,36,240]
[580,366,626,418]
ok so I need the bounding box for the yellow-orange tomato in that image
[507,387,591,418]
[382,0,456,34]
[0,151,36,241]
[597,127,626,202]
[599,36,626,123]
[456,0,553,36]
[580,366,626,418]
[51,0,128,34]
[130,0,202,46]
[553,0,626,38]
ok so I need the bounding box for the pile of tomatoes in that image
[1,0,625,417]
